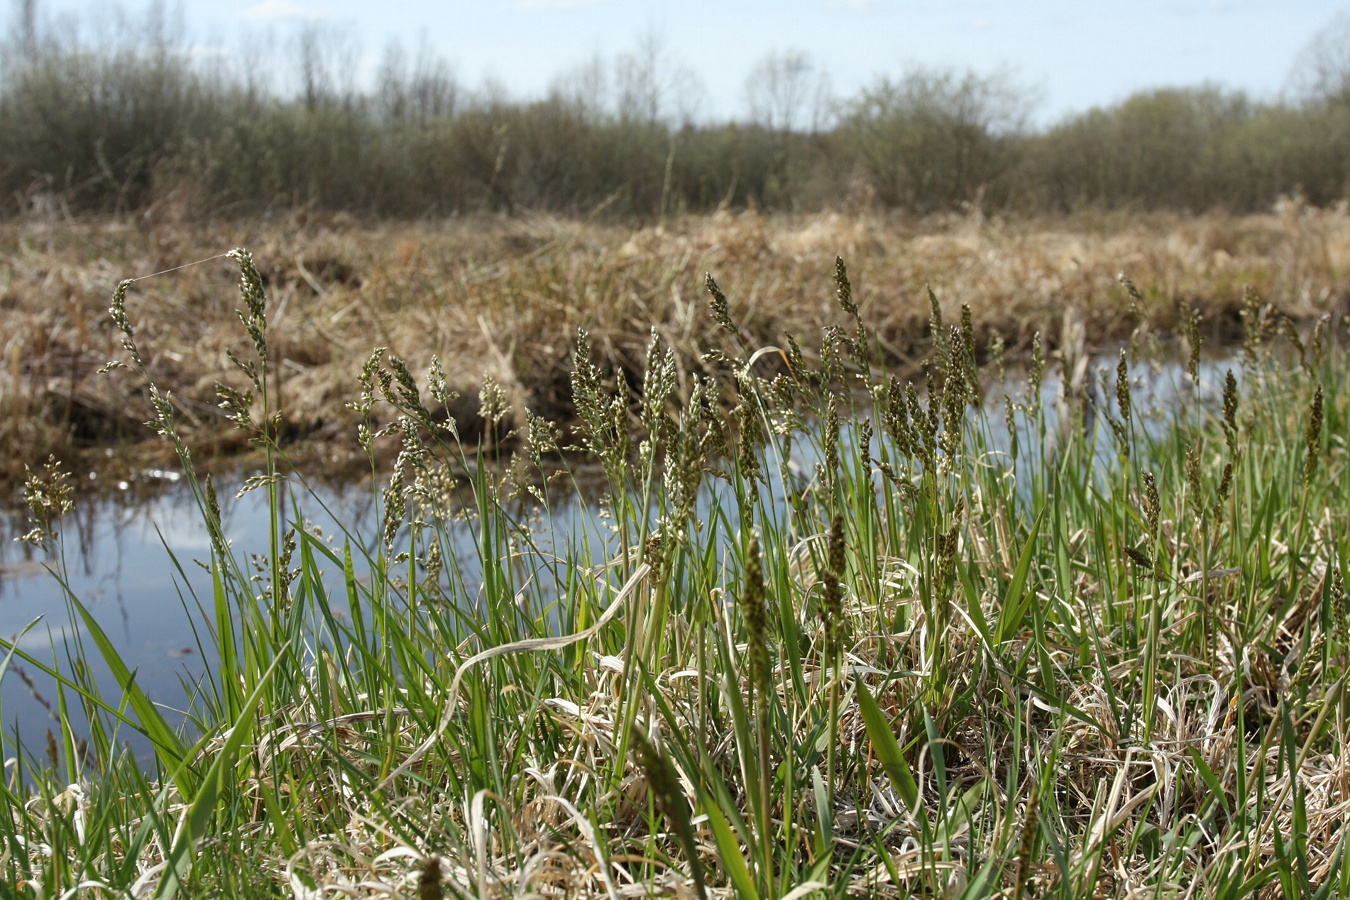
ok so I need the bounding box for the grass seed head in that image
[824,395,841,489]
[1125,546,1154,572]
[834,255,857,318]
[821,513,847,660]
[417,856,444,900]
[990,332,1006,382]
[1115,348,1132,426]
[1311,313,1329,370]
[1304,383,1324,485]
[478,375,509,427]
[1183,304,1202,385]
[1186,442,1204,519]
[228,248,268,362]
[1214,461,1234,519]
[18,456,73,549]
[1222,369,1239,457]
[1142,471,1160,539]
[928,285,951,372]
[740,533,771,700]
[1241,286,1266,368]
[705,273,735,333]
[1118,272,1144,310]
[1029,330,1044,407]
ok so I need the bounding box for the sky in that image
[19,0,1350,125]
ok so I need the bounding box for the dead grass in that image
[2,203,1347,495]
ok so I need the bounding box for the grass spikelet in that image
[1303,383,1323,485]
[834,255,857,318]
[1118,271,1145,312]
[1028,330,1044,408]
[1182,304,1202,385]
[227,247,268,363]
[417,857,444,900]
[1142,471,1160,540]
[740,535,770,710]
[1110,347,1132,456]
[705,273,736,333]
[1213,461,1233,519]
[1115,349,1132,426]
[929,285,950,370]
[17,456,73,549]
[1222,369,1239,457]
[1241,285,1265,369]
[1185,442,1204,519]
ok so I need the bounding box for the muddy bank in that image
[2,205,1348,499]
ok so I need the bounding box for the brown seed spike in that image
[835,256,858,317]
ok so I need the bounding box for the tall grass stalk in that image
[0,250,1345,897]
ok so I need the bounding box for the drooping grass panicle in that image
[17,456,74,550]
[1118,271,1145,315]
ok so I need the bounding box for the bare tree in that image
[614,28,704,126]
[377,37,457,123]
[1289,11,1350,107]
[550,52,610,121]
[15,0,37,61]
[743,49,833,133]
[294,22,359,111]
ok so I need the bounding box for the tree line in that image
[3,7,1349,220]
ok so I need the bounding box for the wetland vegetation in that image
[2,5,1350,896]
[0,247,1345,897]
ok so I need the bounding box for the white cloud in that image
[240,0,326,23]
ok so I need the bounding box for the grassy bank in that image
[2,207,1349,497]
[0,247,1346,897]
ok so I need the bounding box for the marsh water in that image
[0,352,1234,766]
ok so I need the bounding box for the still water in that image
[0,472,387,765]
[0,352,1232,765]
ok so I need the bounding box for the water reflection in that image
[0,474,384,764]
[0,350,1237,764]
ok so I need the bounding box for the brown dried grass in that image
[2,204,1347,495]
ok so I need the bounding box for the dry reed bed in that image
[1,204,1347,494]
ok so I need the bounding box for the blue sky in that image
[23,1,1350,125]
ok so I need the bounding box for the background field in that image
[3,206,1349,495]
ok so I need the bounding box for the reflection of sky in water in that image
[0,352,1235,765]
[0,475,385,764]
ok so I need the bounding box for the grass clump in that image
[0,248,1347,897]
